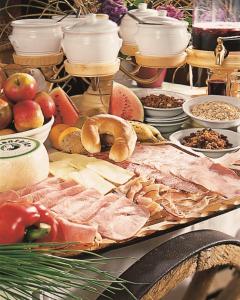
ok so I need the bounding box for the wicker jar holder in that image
[13,52,64,67]
[64,59,120,77]
[121,43,139,56]
[135,52,187,68]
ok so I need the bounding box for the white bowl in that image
[131,88,189,118]
[183,95,240,129]
[170,128,240,158]
[0,117,54,143]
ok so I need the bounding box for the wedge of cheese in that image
[86,160,134,185]
[69,169,115,195]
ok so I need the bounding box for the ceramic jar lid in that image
[142,10,188,28]
[11,18,61,28]
[63,14,118,34]
[128,3,158,18]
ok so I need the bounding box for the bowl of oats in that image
[183,95,240,129]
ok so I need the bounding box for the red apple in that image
[34,91,56,120]
[0,98,12,129]
[13,100,44,132]
[3,73,37,102]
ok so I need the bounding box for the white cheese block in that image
[0,138,49,192]
[69,169,115,195]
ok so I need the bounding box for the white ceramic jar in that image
[135,11,191,57]
[119,3,158,46]
[9,19,63,56]
[62,14,122,64]
[52,15,86,29]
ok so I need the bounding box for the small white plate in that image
[170,128,240,158]
[147,120,186,133]
[145,113,189,123]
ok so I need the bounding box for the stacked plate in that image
[145,112,190,133]
[131,88,190,134]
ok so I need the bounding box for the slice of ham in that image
[171,158,240,198]
[33,184,86,208]
[51,189,111,223]
[57,218,99,244]
[123,162,204,194]
[215,149,240,168]
[90,196,150,241]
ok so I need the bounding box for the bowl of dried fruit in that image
[132,89,189,118]
[183,95,240,129]
[170,128,240,158]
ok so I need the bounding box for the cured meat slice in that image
[34,184,86,208]
[171,158,240,198]
[19,178,76,197]
[51,189,112,223]
[123,162,203,194]
[90,196,149,240]
[57,218,99,244]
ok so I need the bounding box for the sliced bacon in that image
[90,196,150,241]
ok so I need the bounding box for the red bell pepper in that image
[28,203,59,243]
[0,202,40,244]
[0,202,59,244]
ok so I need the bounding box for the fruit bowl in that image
[0,117,54,143]
[170,128,240,158]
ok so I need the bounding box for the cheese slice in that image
[50,160,78,180]
[86,160,134,185]
[49,151,98,168]
[49,151,134,185]
[0,138,49,192]
[69,169,115,195]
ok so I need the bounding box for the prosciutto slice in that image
[90,196,150,241]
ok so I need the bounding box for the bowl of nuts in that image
[170,128,240,158]
[132,89,189,118]
[183,95,240,129]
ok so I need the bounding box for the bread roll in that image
[81,114,137,162]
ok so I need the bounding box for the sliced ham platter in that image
[1,140,240,254]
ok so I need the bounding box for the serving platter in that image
[48,142,240,256]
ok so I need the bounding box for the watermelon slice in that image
[50,87,79,126]
[109,82,144,122]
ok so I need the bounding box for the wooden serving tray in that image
[51,142,240,256]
